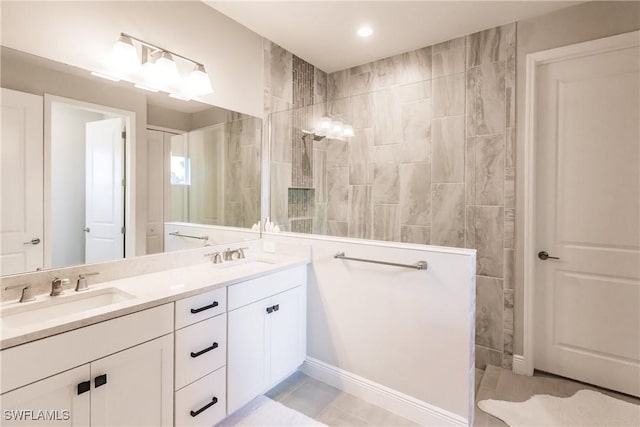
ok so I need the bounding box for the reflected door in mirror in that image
[1,88,44,275]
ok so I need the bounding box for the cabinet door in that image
[0,365,90,427]
[90,334,173,427]
[227,299,269,414]
[268,286,304,386]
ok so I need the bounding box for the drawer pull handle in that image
[273,304,280,312]
[266,306,273,314]
[190,301,219,314]
[190,397,218,417]
[266,304,280,314]
[191,342,219,358]
[94,374,107,388]
[77,380,90,395]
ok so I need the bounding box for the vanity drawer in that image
[175,366,226,427]
[228,265,306,310]
[175,314,226,390]
[175,287,226,330]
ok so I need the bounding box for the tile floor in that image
[265,371,418,426]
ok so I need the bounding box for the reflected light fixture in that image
[357,26,373,38]
[93,32,214,100]
[314,116,355,141]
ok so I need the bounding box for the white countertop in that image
[0,253,309,350]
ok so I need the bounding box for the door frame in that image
[44,94,136,268]
[521,30,640,376]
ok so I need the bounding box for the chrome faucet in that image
[4,283,36,303]
[76,272,99,292]
[50,277,70,296]
[205,252,223,264]
[223,248,233,261]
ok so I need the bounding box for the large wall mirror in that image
[1,46,261,276]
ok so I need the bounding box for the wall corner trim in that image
[302,357,468,427]
[512,355,528,375]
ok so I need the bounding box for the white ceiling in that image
[207,1,582,73]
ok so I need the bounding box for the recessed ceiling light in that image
[357,26,373,38]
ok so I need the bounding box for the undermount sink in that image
[1,288,135,329]
[215,258,279,270]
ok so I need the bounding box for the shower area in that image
[268,23,516,370]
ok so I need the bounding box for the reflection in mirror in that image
[1,46,261,276]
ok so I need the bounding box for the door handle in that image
[23,238,40,245]
[538,251,560,260]
[83,227,90,233]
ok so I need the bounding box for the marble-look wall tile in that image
[476,345,502,370]
[327,167,349,222]
[431,183,465,247]
[465,206,476,249]
[373,162,400,204]
[465,137,476,206]
[240,145,260,190]
[265,40,293,104]
[466,24,514,68]
[373,144,401,165]
[400,163,431,226]
[432,116,465,183]
[432,73,465,118]
[505,168,515,209]
[476,276,504,351]
[506,127,515,169]
[504,208,515,249]
[504,289,514,332]
[349,129,373,185]
[349,66,375,96]
[466,62,505,137]
[503,329,513,355]
[270,161,292,227]
[374,204,401,242]
[401,225,431,245]
[327,69,348,100]
[328,221,348,237]
[468,134,505,206]
[432,37,465,78]
[349,93,374,129]
[373,55,402,89]
[400,99,432,163]
[394,80,431,104]
[474,206,504,278]
[506,56,516,128]
[504,248,514,290]
[313,148,327,203]
[373,89,402,145]
[502,353,513,371]
[313,203,328,235]
[397,46,432,85]
[326,139,348,168]
[349,185,373,239]
[314,67,328,103]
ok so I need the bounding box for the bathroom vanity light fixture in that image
[92,32,214,99]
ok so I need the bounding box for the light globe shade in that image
[154,51,180,90]
[109,35,139,75]
[187,64,214,96]
[319,116,332,130]
[342,124,355,138]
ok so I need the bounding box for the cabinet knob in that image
[77,380,90,395]
[94,374,107,388]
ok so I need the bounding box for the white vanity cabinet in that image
[0,305,174,427]
[227,265,307,414]
[173,287,227,427]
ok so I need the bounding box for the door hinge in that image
[121,226,126,234]
[121,130,126,139]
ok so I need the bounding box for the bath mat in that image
[478,389,640,426]
[218,395,326,426]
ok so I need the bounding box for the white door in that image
[0,365,90,427]
[268,286,304,386]
[0,88,43,275]
[85,118,124,264]
[90,335,173,427]
[534,32,640,396]
[227,299,269,414]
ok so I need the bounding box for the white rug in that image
[218,395,327,427]
[478,389,640,426]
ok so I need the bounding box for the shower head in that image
[302,130,326,141]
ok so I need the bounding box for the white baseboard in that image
[302,357,468,427]
[512,355,528,375]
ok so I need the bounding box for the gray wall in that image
[513,1,640,355]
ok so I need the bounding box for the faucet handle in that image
[4,283,36,303]
[76,272,99,292]
[50,277,70,296]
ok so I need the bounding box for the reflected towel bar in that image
[334,251,427,271]
[169,231,209,241]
